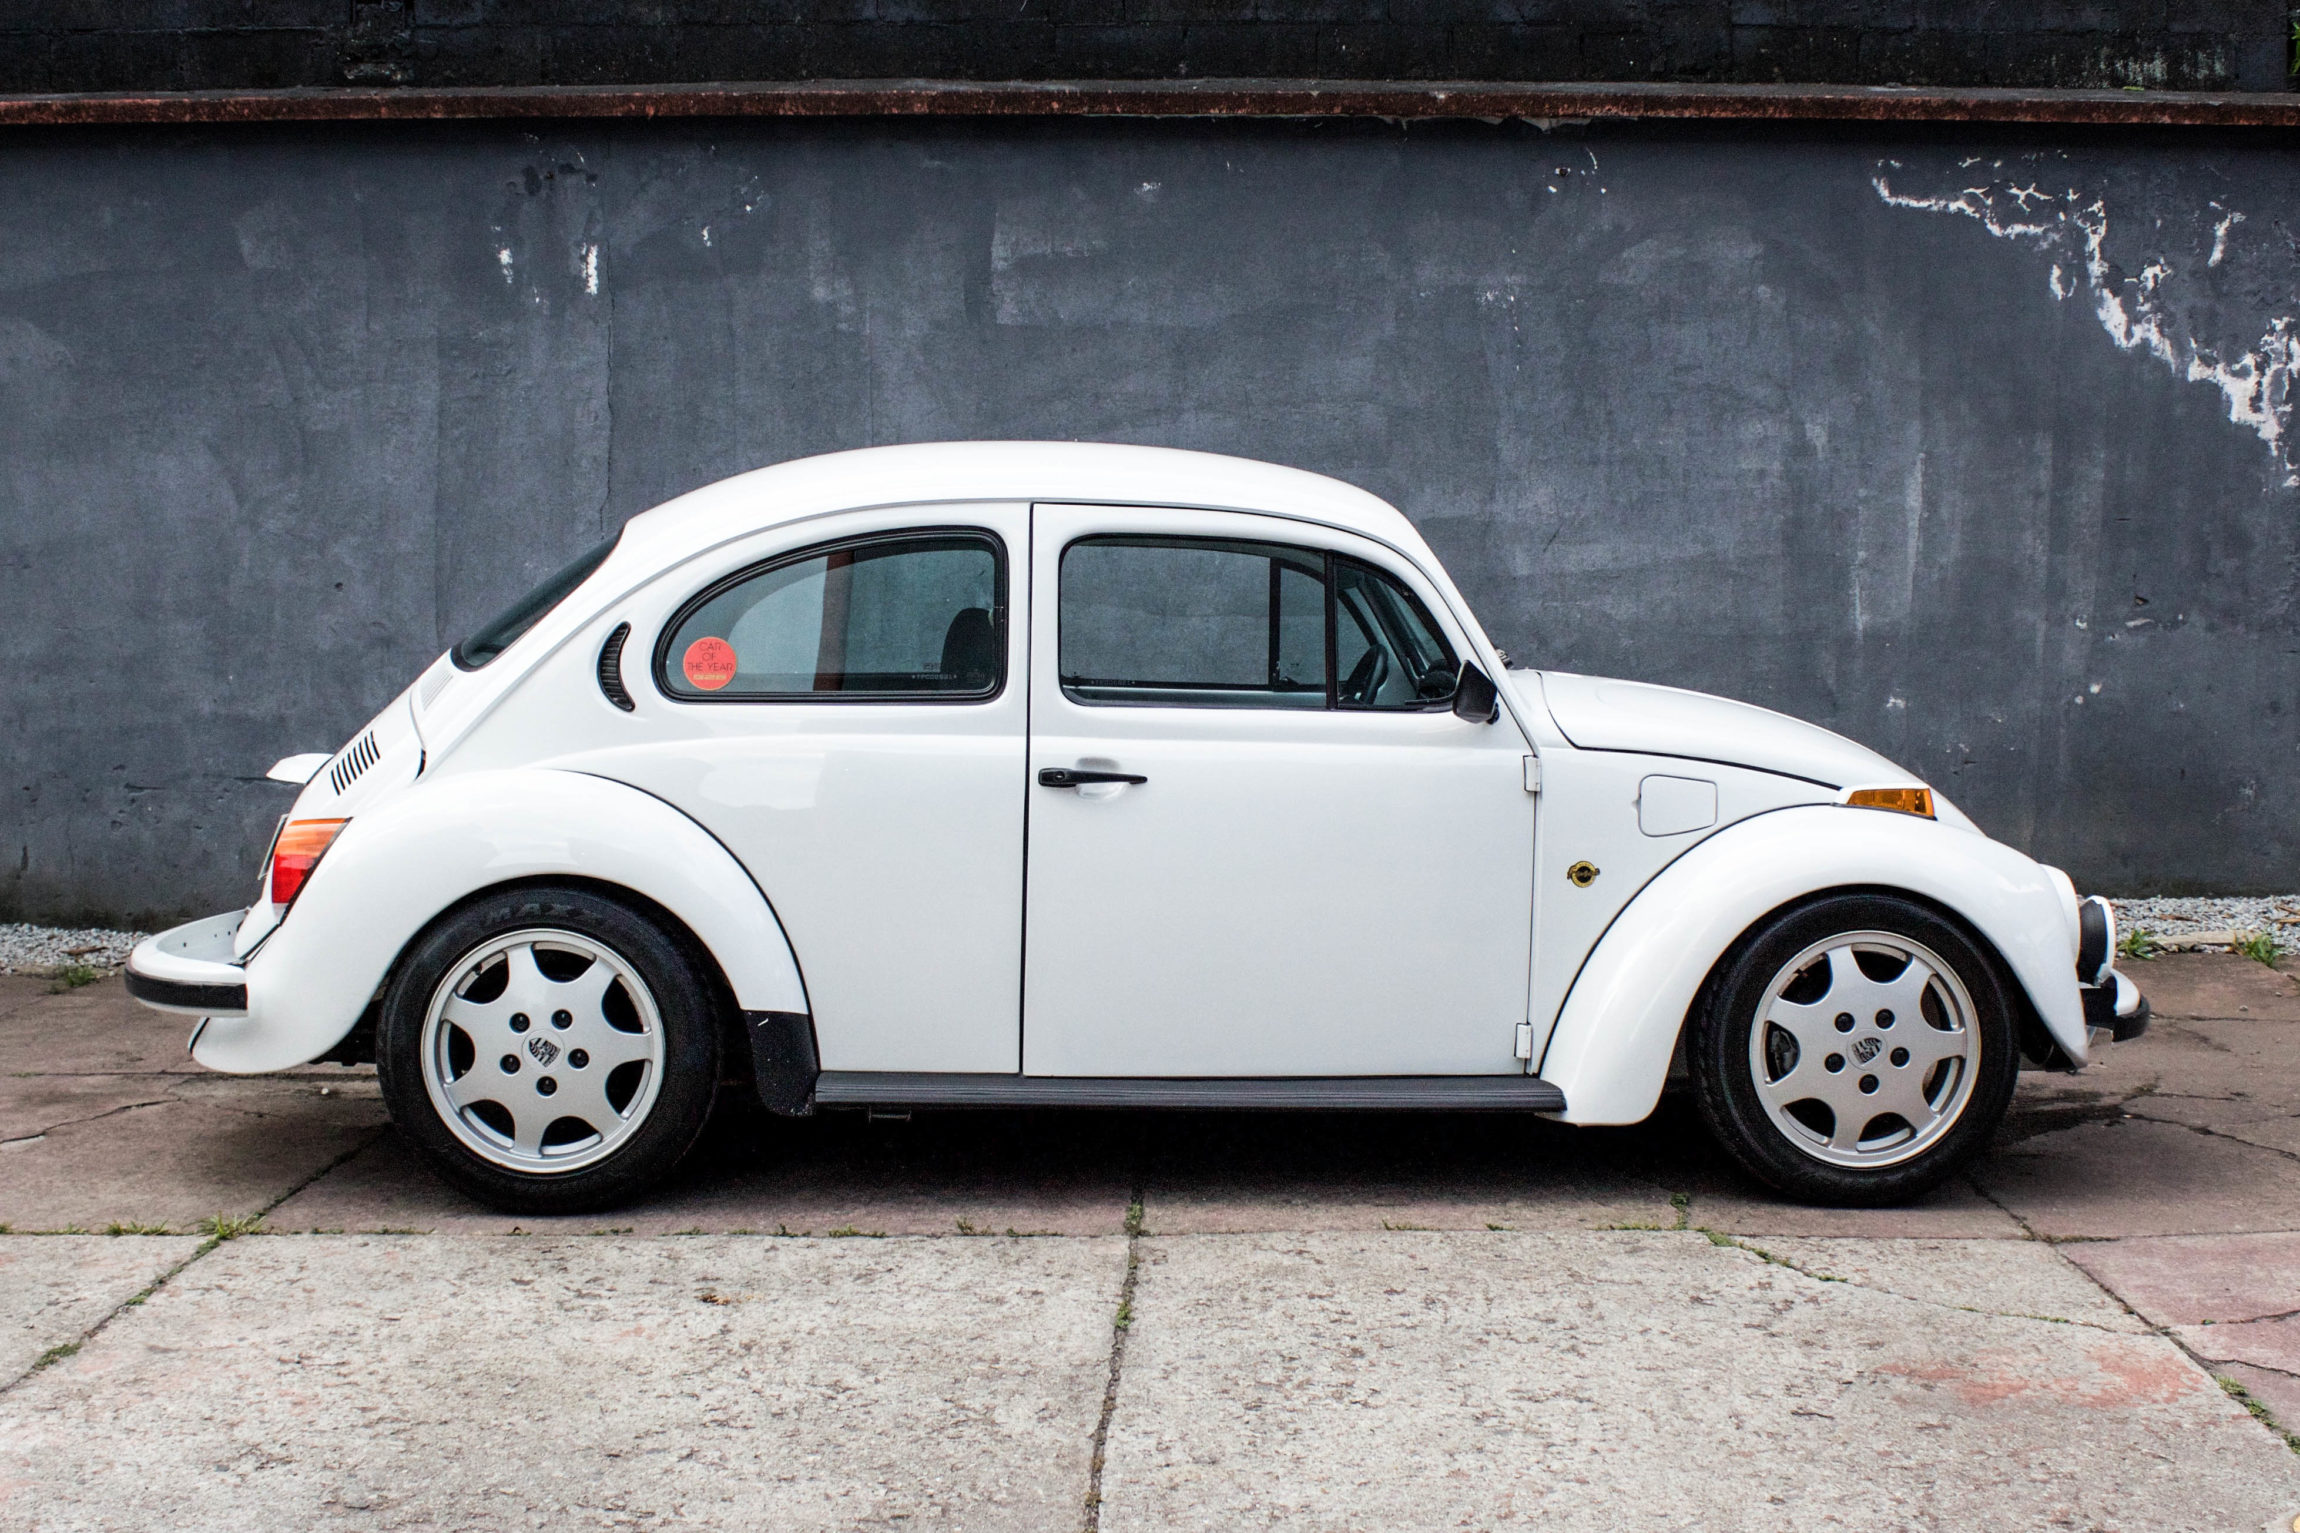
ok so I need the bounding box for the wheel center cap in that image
[527,1036,561,1067]
[1851,1037,1882,1065]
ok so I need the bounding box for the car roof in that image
[615,441,1423,571]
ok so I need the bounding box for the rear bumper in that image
[123,911,249,1017]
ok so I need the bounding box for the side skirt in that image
[811,1072,1568,1112]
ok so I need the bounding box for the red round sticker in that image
[682,637,737,691]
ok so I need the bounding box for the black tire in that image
[376,885,721,1214]
[1687,892,2019,1206]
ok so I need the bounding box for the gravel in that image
[0,923,148,976]
[2107,896,2299,953]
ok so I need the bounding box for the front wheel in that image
[1687,893,2018,1206]
[376,886,721,1214]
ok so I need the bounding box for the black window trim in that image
[652,525,1010,706]
[1057,532,1457,714]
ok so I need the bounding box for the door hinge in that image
[1514,1021,1535,1061]
[1522,755,1541,793]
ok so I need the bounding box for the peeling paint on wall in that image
[1875,160,2299,486]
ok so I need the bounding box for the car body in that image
[125,442,2148,1210]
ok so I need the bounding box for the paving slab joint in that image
[1081,1187,1144,1533]
[0,1123,387,1395]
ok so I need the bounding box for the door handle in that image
[1038,768,1147,788]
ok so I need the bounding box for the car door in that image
[1022,503,1537,1078]
[590,504,1029,1074]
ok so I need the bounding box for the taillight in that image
[270,819,349,906]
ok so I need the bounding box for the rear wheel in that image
[1688,893,2018,1206]
[376,886,720,1214]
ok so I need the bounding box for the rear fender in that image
[194,769,808,1073]
[1537,805,2083,1125]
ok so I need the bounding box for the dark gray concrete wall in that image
[2,118,2296,922]
[3,3,2286,93]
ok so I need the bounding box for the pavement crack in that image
[2131,1112,2300,1166]
[1968,1174,2300,1454]
[5,1095,175,1142]
[1702,1229,2139,1335]
[1081,1183,1145,1533]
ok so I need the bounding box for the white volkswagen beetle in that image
[126,443,2146,1212]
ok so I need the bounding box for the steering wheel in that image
[1341,645,1389,706]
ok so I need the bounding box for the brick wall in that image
[0,2,2289,95]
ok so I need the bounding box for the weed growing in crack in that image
[825,1225,883,1238]
[45,964,101,994]
[104,1223,171,1236]
[2232,929,2282,966]
[2220,1375,2300,1453]
[2117,928,2162,962]
[197,1213,263,1241]
[1670,1192,1692,1230]
[29,1340,80,1373]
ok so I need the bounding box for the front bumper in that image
[2082,965,2151,1044]
[123,911,250,1016]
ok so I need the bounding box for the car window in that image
[1060,536,1455,711]
[1060,537,1327,709]
[1333,557,1460,710]
[659,531,1004,700]
[451,532,621,670]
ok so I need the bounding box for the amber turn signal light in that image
[1844,786,1934,818]
[270,818,349,906]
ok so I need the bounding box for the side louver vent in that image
[417,665,454,711]
[328,731,380,796]
[597,623,635,712]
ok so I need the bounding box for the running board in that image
[811,1072,1567,1112]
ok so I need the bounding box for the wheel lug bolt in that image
[1858,1074,1879,1095]
[537,1076,558,1097]
[568,1049,589,1069]
[499,1054,520,1074]
[1824,1053,1845,1073]
[1875,1009,1895,1028]
[552,1010,572,1030]
[1833,1013,1855,1033]
[510,1013,531,1034]
[1889,1047,1910,1067]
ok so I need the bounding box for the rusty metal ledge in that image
[3,78,2299,129]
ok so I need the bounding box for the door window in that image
[658,531,1004,700]
[1059,535,1457,710]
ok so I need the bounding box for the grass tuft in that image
[197,1212,264,1241]
[825,1225,883,1238]
[2117,928,2162,962]
[2232,929,2281,967]
[104,1222,172,1236]
[46,963,102,993]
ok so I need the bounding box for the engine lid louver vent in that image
[597,623,635,712]
[328,731,380,796]
[417,665,453,711]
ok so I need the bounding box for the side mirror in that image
[1451,662,1499,724]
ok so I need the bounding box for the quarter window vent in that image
[598,623,635,712]
[328,731,380,796]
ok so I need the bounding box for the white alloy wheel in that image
[1747,930,1979,1169]
[418,927,667,1174]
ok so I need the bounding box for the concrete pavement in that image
[1,956,2297,1528]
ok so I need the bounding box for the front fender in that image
[1537,805,2083,1126]
[194,769,809,1073]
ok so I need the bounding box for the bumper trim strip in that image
[124,969,248,1013]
